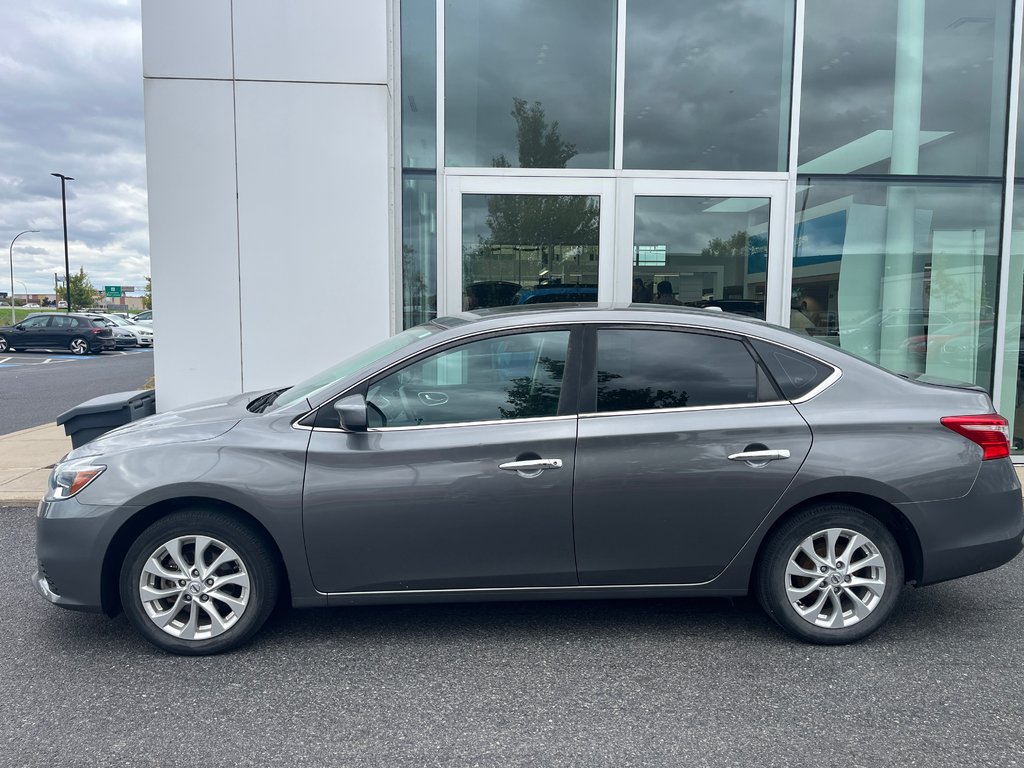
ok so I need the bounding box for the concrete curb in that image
[0,423,71,506]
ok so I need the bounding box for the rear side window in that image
[90,319,109,328]
[593,329,767,412]
[750,339,834,400]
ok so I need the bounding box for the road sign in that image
[104,286,122,298]
[122,286,135,293]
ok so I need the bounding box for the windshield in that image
[272,324,442,409]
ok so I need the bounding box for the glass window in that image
[632,196,770,317]
[21,316,49,329]
[1001,186,1024,454]
[462,194,600,310]
[444,0,617,168]
[400,0,436,170]
[402,173,437,328]
[594,329,761,412]
[792,178,1001,389]
[368,331,571,427]
[800,0,1012,176]
[750,339,834,400]
[624,0,795,171]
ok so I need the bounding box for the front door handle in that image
[728,449,790,463]
[499,458,563,472]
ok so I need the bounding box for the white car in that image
[132,310,153,326]
[89,313,155,347]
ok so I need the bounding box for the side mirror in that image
[333,394,368,432]
[15,324,24,331]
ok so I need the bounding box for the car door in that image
[13,315,54,348]
[302,327,582,594]
[572,325,813,585]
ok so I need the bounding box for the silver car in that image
[34,305,1024,655]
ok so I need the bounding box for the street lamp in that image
[8,229,38,325]
[51,173,74,312]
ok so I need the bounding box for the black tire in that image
[119,510,279,655]
[755,504,904,645]
[0,335,10,353]
[68,336,89,356]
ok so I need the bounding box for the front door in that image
[12,314,54,348]
[302,327,581,594]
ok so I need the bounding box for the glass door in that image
[615,179,789,325]
[442,176,617,315]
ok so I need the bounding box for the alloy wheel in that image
[138,534,251,641]
[784,527,886,629]
[69,338,88,355]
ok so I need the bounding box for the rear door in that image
[572,325,813,585]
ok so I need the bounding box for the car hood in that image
[66,390,265,460]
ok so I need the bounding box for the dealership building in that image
[143,0,1024,458]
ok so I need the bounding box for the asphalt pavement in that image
[2,504,1022,767]
[0,348,153,435]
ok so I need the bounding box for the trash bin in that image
[56,390,157,448]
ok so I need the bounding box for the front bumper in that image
[899,459,1024,586]
[34,498,141,614]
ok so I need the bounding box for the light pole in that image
[8,229,38,325]
[51,173,74,312]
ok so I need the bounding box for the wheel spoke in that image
[140,584,181,603]
[848,576,885,597]
[798,541,830,570]
[825,529,842,564]
[210,590,247,614]
[151,594,187,628]
[786,560,820,579]
[837,533,863,566]
[826,591,845,628]
[212,571,250,591]
[142,559,179,581]
[202,605,230,636]
[203,546,240,578]
[787,580,823,601]
[844,588,873,620]
[848,552,883,572]
[193,536,213,573]
[179,600,200,640]
[163,538,190,573]
[797,587,830,618]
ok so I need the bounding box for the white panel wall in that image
[234,81,391,392]
[232,0,387,83]
[142,0,234,79]
[143,78,242,410]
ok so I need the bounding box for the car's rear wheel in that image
[756,504,903,645]
[119,510,279,655]
[68,337,89,355]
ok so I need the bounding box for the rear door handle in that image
[727,449,791,462]
[499,458,563,472]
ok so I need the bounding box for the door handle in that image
[727,449,790,463]
[499,458,563,472]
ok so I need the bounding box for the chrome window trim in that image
[291,316,844,432]
[581,399,791,420]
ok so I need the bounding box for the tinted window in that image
[50,316,74,329]
[367,331,571,427]
[594,330,760,412]
[750,339,834,400]
[21,316,50,329]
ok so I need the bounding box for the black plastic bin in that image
[56,390,157,448]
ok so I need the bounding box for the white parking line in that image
[0,357,9,364]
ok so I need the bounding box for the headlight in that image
[46,459,106,501]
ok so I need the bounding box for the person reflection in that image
[632,277,653,303]
[653,280,682,306]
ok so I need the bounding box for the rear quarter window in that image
[750,339,835,400]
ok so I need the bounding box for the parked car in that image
[34,305,1023,655]
[132,309,153,326]
[57,300,68,308]
[0,313,115,355]
[88,313,154,347]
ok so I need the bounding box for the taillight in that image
[91,328,102,334]
[940,415,1010,460]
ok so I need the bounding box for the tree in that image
[58,267,96,310]
[143,275,152,310]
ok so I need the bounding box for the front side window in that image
[593,329,766,413]
[21,316,49,329]
[368,330,571,427]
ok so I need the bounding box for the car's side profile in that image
[34,305,1024,654]
[0,313,115,355]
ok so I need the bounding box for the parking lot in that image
[0,348,154,435]
[2,502,1022,767]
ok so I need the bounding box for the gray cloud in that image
[0,0,147,297]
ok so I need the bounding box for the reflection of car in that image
[0,313,115,355]
[88,313,154,347]
[34,305,1023,655]
[902,320,993,362]
[513,285,598,304]
[688,299,765,318]
[838,309,955,356]
[464,281,521,309]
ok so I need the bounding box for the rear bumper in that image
[899,459,1024,586]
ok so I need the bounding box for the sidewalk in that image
[0,423,71,505]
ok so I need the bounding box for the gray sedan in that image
[34,305,1024,654]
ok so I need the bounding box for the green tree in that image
[58,267,96,310]
[143,275,152,310]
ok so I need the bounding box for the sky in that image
[1,0,147,298]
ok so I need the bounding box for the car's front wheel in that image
[756,504,904,645]
[119,510,279,655]
[0,335,10,353]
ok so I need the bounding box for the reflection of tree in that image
[700,230,767,262]
[499,356,565,419]
[596,370,688,411]
[466,99,599,293]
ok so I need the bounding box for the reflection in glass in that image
[793,178,1001,390]
[632,196,769,319]
[1000,185,1024,453]
[800,0,1011,176]
[445,0,616,168]
[462,194,600,310]
[400,0,436,169]
[402,174,437,328]
[624,0,794,171]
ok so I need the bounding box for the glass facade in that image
[400,0,1024,458]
